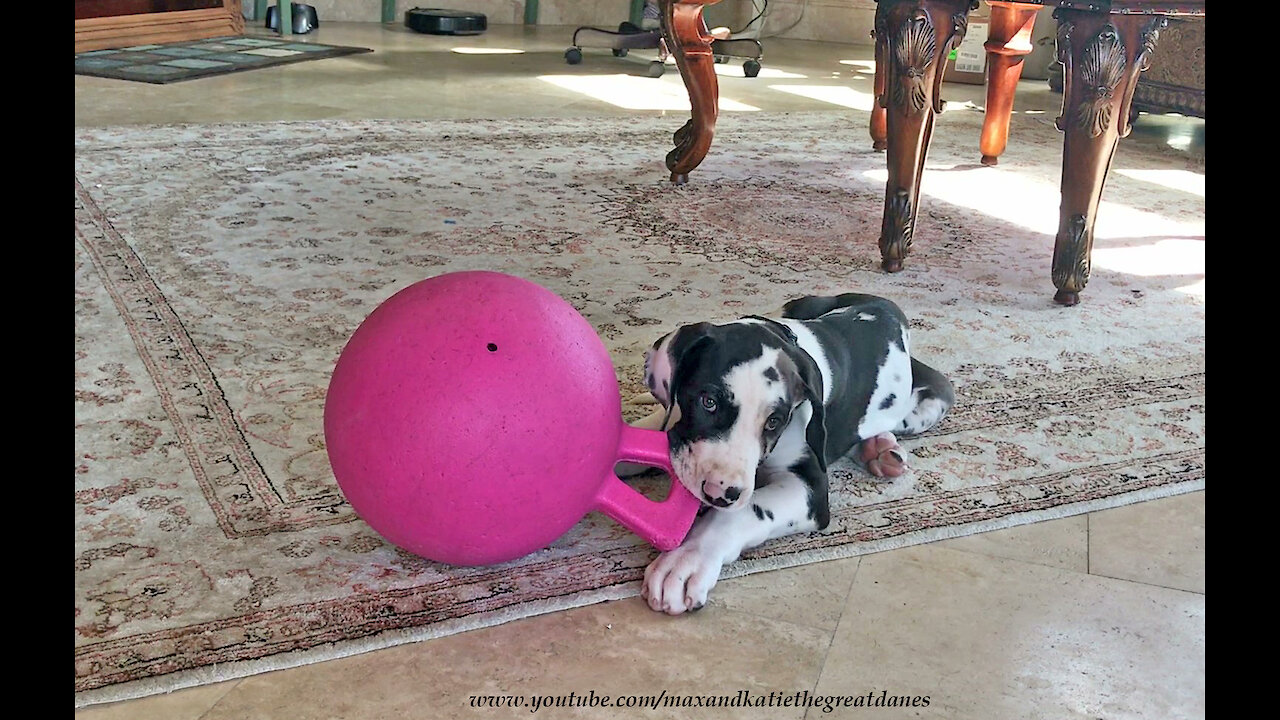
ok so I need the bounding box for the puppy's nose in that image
[703,484,743,507]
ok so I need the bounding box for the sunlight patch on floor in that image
[911,167,1205,294]
[450,47,526,55]
[537,74,760,111]
[1176,278,1205,298]
[864,160,1207,295]
[1092,200,1205,241]
[839,59,876,72]
[768,84,876,111]
[715,64,805,79]
[1092,238,1204,277]
[861,166,1062,235]
[1113,168,1205,198]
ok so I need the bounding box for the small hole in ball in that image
[487,343,498,352]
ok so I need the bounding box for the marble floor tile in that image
[812,544,1204,720]
[201,596,832,720]
[935,515,1089,572]
[1089,491,1205,593]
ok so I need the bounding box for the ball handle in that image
[593,424,702,551]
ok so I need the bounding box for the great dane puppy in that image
[634,293,954,615]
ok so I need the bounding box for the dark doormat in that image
[75,35,372,84]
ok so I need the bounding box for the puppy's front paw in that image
[641,543,724,615]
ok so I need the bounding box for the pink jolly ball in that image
[324,271,627,566]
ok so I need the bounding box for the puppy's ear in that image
[781,345,827,474]
[664,323,715,415]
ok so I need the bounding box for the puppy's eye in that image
[700,393,718,413]
[764,415,782,431]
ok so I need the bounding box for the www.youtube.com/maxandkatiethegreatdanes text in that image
[469,689,931,713]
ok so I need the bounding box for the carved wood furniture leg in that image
[1051,10,1166,305]
[871,24,889,151]
[874,0,977,272]
[661,0,722,184]
[979,2,1038,165]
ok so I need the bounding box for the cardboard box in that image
[943,3,990,85]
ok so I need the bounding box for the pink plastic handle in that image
[593,424,702,551]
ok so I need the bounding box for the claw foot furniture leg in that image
[874,0,978,272]
[980,2,1039,166]
[1051,10,1167,305]
[661,0,721,184]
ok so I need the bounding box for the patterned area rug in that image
[74,35,372,84]
[74,110,1205,706]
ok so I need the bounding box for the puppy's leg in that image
[853,358,955,478]
[642,469,824,615]
[858,433,907,478]
[896,358,955,437]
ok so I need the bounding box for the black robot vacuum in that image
[266,3,319,34]
[405,8,488,35]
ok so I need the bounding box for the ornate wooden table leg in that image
[661,0,722,184]
[979,2,1038,166]
[1051,10,1166,305]
[870,25,889,151]
[874,0,977,272]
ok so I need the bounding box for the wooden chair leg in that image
[1051,10,1167,305]
[661,0,722,184]
[980,2,1039,166]
[875,0,977,272]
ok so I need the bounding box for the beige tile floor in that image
[75,23,1206,720]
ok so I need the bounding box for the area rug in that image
[74,109,1205,706]
[74,35,372,84]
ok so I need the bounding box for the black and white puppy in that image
[635,293,954,615]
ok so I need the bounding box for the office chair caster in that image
[564,47,583,64]
[647,60,665,78]
[744,59,761,77]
